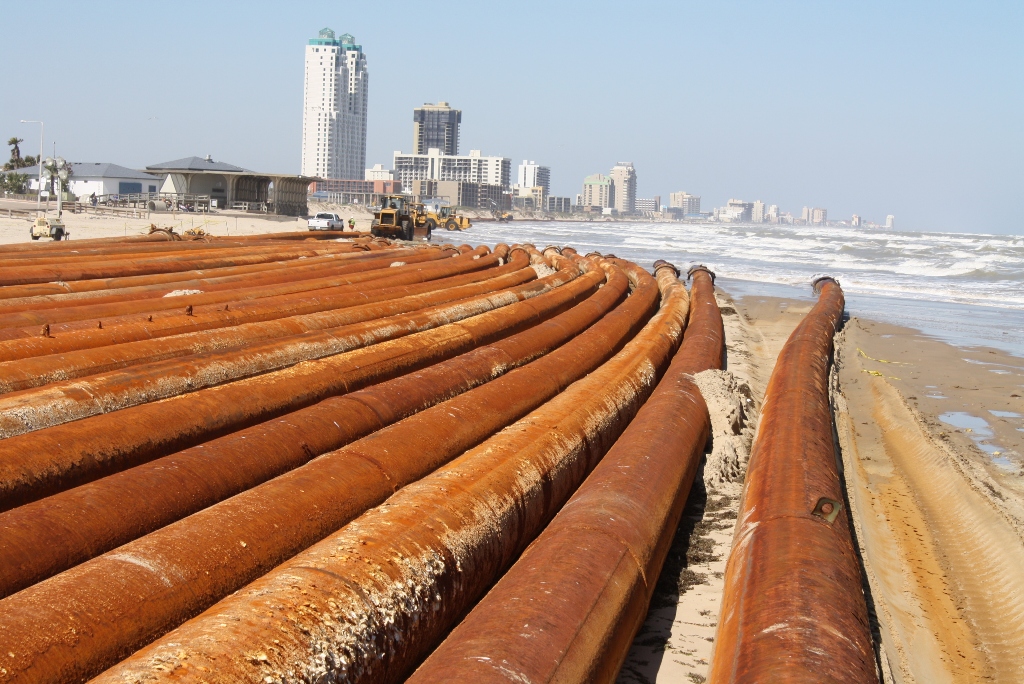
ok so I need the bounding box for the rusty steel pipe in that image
[0,241,367,287]
[0,245,457,329]
[0,260,595,510]
[0,259,536,393]
[0,245,507,359]
[90,259,687,684]
[0,243,466,341]
[0,246,419,313]
[0,261,572,436]
[0,245,397,300]
[0,260,643,683]
[408,266,723,684]
[707,278,878,684]
[0,257,624,600]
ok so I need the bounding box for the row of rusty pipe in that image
[0,230,877,683]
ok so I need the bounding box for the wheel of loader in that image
[445,219,459,231]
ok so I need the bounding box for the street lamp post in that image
[19,120,43,215]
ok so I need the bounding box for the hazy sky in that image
[3,1,1021,233]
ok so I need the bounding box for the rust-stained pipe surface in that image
[0,246,511,360]
[90,259,686,684]
[0,260,594,510]
[707,278,878,684]
[407,265,723,684]
[0,261,641,683]
[0,260,623,600]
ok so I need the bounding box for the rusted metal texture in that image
[87,259,686,684]
[0,246,420,313]
[0,258,624,599]
[0,245,459,329]
[0,258,535,392]
[407,265,723,684]
[0,255,566,438]
[0,245,509,359]
[707,278,878,684]
[0,241,369,287]
[0,263,651,683]
[0,257,594,509]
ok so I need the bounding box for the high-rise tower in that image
[412,102,461,155]
[301,28,368,179]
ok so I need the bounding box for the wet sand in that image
[621,290,1024,683]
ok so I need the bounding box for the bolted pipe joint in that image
[541,245,562,257]
[687,264,716,283]
[811,274,839,294]
[506,245,529,263]
[653,260,680,278]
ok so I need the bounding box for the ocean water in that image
[462,220,1024,357]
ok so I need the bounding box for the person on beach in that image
[348,217,355,230]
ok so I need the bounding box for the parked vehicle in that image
[426,206,472,232]
[29,216,66,241]
[307,212,345,230]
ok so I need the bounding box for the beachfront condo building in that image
[581,174,614,209]
[413,103,462,155]
[885,214,895,229]
[301,28,369,180]
[669,191,701,215]
[610,162,637,214]
[517,161,550,196]
[393,148,511,190]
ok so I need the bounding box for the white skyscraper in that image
[301,28,368,179]
[885,214,895,229]
[517,161,550,195]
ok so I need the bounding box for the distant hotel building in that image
[801,206,828,225]
[517,161,550,195]
[609,162,637,214]
[300,28,369,179]
[581,173,613,208]
[669,191,701,215]
[885,214,895,229]
[393,148,510,189]
[413,102,461,155]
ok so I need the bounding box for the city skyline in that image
[2,1,1020,233]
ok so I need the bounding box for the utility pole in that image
[19,120,43,215]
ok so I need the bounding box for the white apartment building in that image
[364,163,394,181]
[393,148,511,190]
[669,191,701,215]
[752,200,765,223]
[581,173,613,208]
[517,161,550,195]
[301,28,369,179]
[609,162,636,214]
[885,214,895,229]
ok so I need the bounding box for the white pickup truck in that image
[307,212,345,231]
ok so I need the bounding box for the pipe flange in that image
[653,260,681,277]
[542,245,562,255]
[811,274,839,294]
[687,264,716,283]
[604,253,618,259]
[507,246,529,262]
[584,251,603,259]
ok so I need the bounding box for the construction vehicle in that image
[30,157,70,240]
[485,198,513,223]
[370,195,432,241]
[425,205,472,232]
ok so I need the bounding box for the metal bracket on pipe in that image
[653,260,680,277]
[811,275,840,294]
[686,264,716,283]
[812,497,843,524]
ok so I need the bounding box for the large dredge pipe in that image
[0,245,509,359]
[92,261,688,684]
[707,278,878,684]
[407,265,724,684]
[0,260,643,683]
[0,260,626,598]
[0,246,421,313]
[0,245,457,329]
[0,261,566,434]
[0,260,596,509]
[0,259,536,392]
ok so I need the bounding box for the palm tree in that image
[7,137,24,162]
